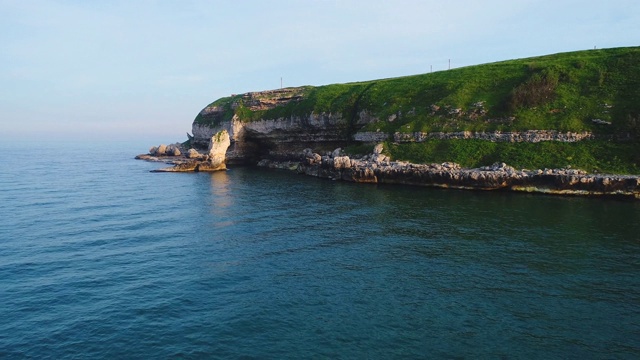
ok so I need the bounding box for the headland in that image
[137,47,640,199]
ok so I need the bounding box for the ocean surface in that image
[1,141,639,359]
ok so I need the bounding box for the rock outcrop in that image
[391,130,596,143]
[186,148,202,159]
[191,89,627,167]
[201,130,230,171]
[192,111,361,164]
[136,143,184,161]
[144,130,231,172]
[256,146,640,199]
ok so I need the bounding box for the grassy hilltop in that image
[195,47,640,174]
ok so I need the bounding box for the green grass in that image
[197,47,640,133]
[193,46,640,173]
[386,140,640,174]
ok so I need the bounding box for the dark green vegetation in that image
[385,140,640,174]
[195,47,640,174]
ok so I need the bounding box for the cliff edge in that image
[189,47,640,176]
[141,47,640,198]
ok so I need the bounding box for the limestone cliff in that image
[150,47,640,197]
[190,47,640,174]
[191,88,374,164]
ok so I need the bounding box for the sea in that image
[1,141,639,359]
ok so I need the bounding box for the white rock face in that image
[207,130,231,169]
[192,116,245,145]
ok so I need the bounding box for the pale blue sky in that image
[1,0,638,142]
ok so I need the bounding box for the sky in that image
[1,0,638,143]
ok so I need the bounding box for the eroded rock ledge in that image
[354,130,635,143]
[256,146,640,199]
[135,130,231,172]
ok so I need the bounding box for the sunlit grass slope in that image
[195,47,640,173]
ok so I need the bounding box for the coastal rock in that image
[151,160,199,172]
[254,148,640,199]
[148,143,183,156]
[167,144,181,156]
[155,144,167,155]
[205,130,231,171]
[186,148,202,159]
[146,132,230,172]
[333,156,351,169]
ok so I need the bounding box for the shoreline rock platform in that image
[136,130,231,172]
[256,146,640,200]
[136,138,640,199]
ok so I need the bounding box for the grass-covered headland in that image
[195,47,640,174]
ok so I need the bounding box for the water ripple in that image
[0,142,639,358]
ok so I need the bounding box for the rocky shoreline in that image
[255,145,640,200]
[136,134,640,199]
[135,130,231,172]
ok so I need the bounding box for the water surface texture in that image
[1,142,639,359]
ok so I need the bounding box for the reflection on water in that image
[209,170,233,211]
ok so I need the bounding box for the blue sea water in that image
[1,141,639,359]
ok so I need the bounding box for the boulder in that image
[186,148,201,159]
[333,156,351,169]
[166,144,181,156]
[156,144,167,155]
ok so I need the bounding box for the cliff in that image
[139,47,640,198]
[191,88,364,164]
[190,46,640,175]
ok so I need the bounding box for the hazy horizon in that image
[2,0,638,142]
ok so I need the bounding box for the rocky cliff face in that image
[135,89,640,198]
[192,89,376,163]
[192,89,617,166]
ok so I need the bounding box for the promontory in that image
[137,46,640,199]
